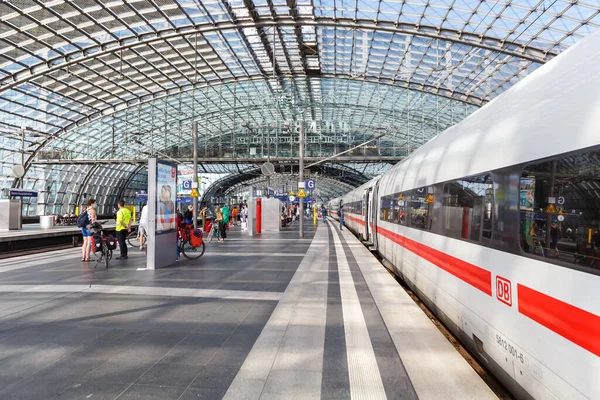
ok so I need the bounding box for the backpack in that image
[77,211,90,228]
[222,207,230,223]
[190,229,203,247]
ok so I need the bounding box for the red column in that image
[256,198,262,234]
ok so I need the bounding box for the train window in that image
[442,175,494,243]
[409,187,436,230]
[380,192,408,225]
[344,201,362,215]
[519,149,600,272]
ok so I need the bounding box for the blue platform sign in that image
[182,180,192,191]
[9,189,38,197]
[306,179,316,190]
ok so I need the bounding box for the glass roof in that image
[0,0,598,209]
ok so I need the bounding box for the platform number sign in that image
[183,180,192,190]
[496,276,512,307]
[306,179,316,191]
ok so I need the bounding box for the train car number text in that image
[496,334,525,364]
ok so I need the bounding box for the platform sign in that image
[306,179,316,191]
[8,189,38,197]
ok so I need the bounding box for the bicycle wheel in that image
[207,227,216,243]
[127,230,140,248]
[182,240,205,260]
[103,243,110,268]
[93,246,102,267]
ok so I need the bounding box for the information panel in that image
[147,159,178,270]
[156,162,177,234]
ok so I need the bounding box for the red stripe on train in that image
[518,284,600,357]
[376,226,492,296]
[346,214,365,226]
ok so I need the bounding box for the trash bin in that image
[40,215,55,229]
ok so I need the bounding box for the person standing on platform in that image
[88,200,97,225]
[78,200,95,262]
[115,200,132,260]
[220,204,229,241]
[240,205,248,230]
[184,205,193,225]
[338,205,344,230]
[200,205,207,232]
[138,202,148,251]
[321,205,327,223]
[215,207,224,242]
[231,207,238,226]
[222,204,230,225]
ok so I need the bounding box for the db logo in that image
[496,276,512,307]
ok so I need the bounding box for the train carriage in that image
[331,27,600,400]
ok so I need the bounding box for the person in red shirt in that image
[231,207,238,226]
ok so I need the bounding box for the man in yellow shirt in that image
[115,199,132,260]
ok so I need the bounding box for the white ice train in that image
[329,28,600,400]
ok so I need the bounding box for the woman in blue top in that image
[81,199,96,261]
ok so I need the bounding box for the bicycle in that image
[90,221,117,268]
[177,224,205,260]
[206,221,219,243]
[531,235,545,257]
[127,226,146,251]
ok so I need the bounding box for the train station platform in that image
[0,221,497,400]
[0,222,130,258]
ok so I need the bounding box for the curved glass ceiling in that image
[0,0,598,207]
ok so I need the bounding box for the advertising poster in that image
[156,162,177,233]
[520,177,535,211]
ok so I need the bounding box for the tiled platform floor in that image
[0,221,497,399]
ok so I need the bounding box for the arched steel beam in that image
[50,73,484,134]
[201,164,369,202]
[115,164,146,203]
[20,73,473,182]
[224,175,354,200]
[0,17,552,94]
[74,164,101,208]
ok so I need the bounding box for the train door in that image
[366,189,374,243]
[370,184,379,250]
[362,190,369,241]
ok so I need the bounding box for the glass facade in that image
[0,0,597,214]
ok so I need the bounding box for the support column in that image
[193,121,198,229]
[299,121,304,238]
